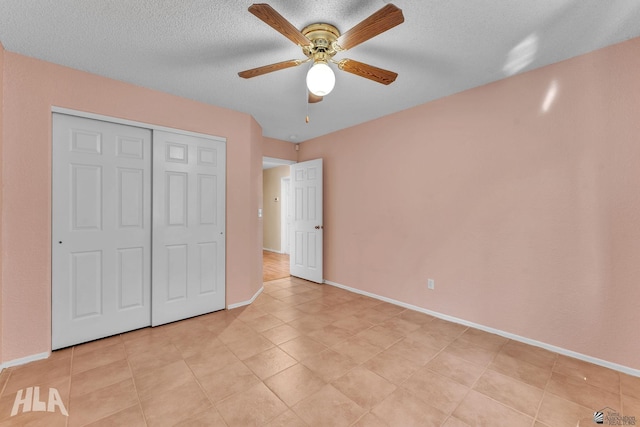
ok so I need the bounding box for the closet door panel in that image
[52,114,152,349]
[152,130,226,326]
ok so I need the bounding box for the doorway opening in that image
[262,157,294,282]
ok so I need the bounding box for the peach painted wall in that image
[263,137,297,161]
[298,37,640,370]
[0,52,263,364]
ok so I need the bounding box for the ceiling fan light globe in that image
[306,63,335,96]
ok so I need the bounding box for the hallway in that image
[263,250,290,282]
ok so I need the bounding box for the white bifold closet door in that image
[151,130,226,326]
[52,114,152,349]
[52,114,225,349]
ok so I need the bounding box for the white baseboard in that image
[2,286,266,372]
[262,248,284,254]
[7,281,637,378]
[2,287,264,372]
[324,279,640,378]
[227,286,264,310]
[0,352,50,372]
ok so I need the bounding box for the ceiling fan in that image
[238,3,404,103]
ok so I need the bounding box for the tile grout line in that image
[262,304,382,425]
[66,345,74,427]
[123,334,150,427]
[220,332,290,426]
[440,336,547,426]
[0,369,11,400]
[406,320,468,423]
[70,335,146,427]
[533,390,550,427]
[617,370,623,415]
[480,340,548,424]
[532,355,558,427]
[436,332,490,426]
[535,350,561,427]
[183,338,231,426]
[280,290,422,425]
[346,312,465,426]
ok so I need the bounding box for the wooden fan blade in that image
[335,4,404,51]
[238,59,303,79]
[338,59,398,85]
[308,92,323,103]
[249,4,312,48]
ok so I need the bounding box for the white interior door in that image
[52,114,152,349]
[152,130,226,326]
[290,159,323,283]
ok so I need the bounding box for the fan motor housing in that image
[301,23,340,60]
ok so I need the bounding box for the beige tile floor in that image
[0,276,639,426]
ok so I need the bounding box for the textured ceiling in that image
[1,1,639,142]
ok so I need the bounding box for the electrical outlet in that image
[428,279,435,290]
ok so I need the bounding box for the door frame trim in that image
[52,106,227,144]
[280,177,291,254]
